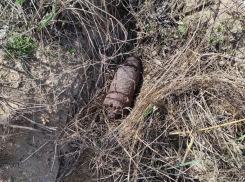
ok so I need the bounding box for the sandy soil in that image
[0,127,59,181]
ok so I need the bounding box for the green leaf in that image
[37,13,55,31]
[143,107,153,117]
[166,159,202,170]
[70,48,75,53]
[54,0,57,11]
[4,35,38,57]
[220,37,226,43]
[134,107,154,119]
[16,0,36,4]
[33,43,38,48]
[214,24,221,30]
[237,134,245,141]
[37,0,57,30]
[178,25,186,37]
[16,0,24,4]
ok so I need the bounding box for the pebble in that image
[153,59,162,67]
[45,80,52,85]
[218,60,225,67]
[233,62,238,67]
[239,64,245,72]
[162,50,166,58]
[152,50,157,56]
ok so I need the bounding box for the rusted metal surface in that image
[103,57,142,119]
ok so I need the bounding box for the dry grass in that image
[1,0,245,181]
[0,0,129,130]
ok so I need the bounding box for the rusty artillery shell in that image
[103,57,141,119]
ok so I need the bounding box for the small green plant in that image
[4,35,38,57]
[37,0,57,31]
[221,27,226,33]
[226,49,232,54]
[16,0,36,4]
[143,107,153,117]
[214,24,221,31]
[178,24,186,37]
[166,159,202,170]
[220,36,226,43]
[214,23,226,33]
[134,106,154,119]
[237,134,245,141]
[144,24,156,32]
[70,48,75,53]
[16,0,56,30]
[209,34,219,47]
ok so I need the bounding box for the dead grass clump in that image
[0,0,131,129]
[61,0,245,181]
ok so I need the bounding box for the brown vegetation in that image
[1,0,245,181]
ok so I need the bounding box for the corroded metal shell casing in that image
[104,57,141,119]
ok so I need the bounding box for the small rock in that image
[45,79,52,85]
[218,60,225,67]
[153,59,162,67]
[152,50,157,56]
[233,62,238,67]
[162,50,166,58]
[0,25,9,39]
[240,64,245,72]
[0,49,6,61]
[15,62,22,70]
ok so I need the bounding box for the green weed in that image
[237,134,245,141]
[221,27,226,33]
[70,48,75,53]
[143,107,153,117]
[4,35,38,57]
[220,37,226,43]
[144,24,156,32]
[37,0,57,31]
[209,34,219,47]
[214,24,221,31]
[16,0,36,4]
[226,49,232,54]
[215,23,226,33]
[178,24,186,37]
[166,159,202,170]
[15,0,56,31]
[134,107,154,119]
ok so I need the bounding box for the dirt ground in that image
[1,0,245,181]
[0,45,95,181]
[0,128,59,181]
[0,20,95,182]
[0,127,95,181]
[0,0,110,180]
